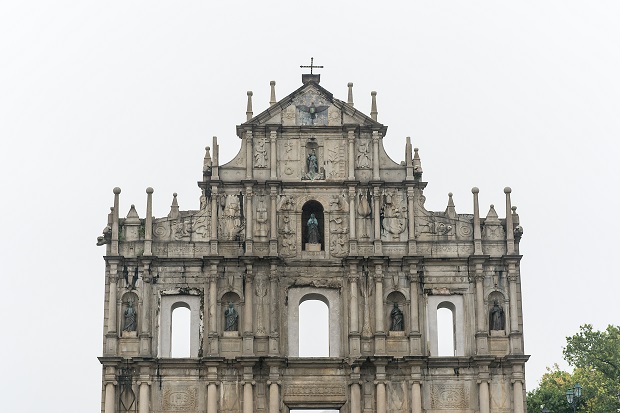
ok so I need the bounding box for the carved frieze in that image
[254,137,268,168]
[430,384,470,409]
[162,387,198,411]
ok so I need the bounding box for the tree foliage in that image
[527,325,620,412]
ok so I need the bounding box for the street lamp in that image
[566,383,582,412]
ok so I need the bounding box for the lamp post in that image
[566,383,582,412]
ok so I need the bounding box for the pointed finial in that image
[203,146,212,179]
[347,82,354,106]
[125,204,140,223]
[413,147,423,178]
[168,193,179,219]
[370,91,378,121]
[405,137,413,179]
[445,192,456,218]
[486,204,500,222]
[269,81,277,106]
[246,91,253,121]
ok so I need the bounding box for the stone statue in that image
[123,299,137,332]
[307,213,320,244]
[489,300,505,331]
[224,302,238,331]
[307,149,318,178]
[357,140,371,169]
[390,303,404,331]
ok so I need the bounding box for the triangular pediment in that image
[243,81,382,128]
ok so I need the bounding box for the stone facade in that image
[98,74,528,413]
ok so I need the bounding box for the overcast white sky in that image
[1,1,619,411]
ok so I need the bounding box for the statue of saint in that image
[224,302,239,331]
[307,149,318,178]
[489,300,505,331]
[390,303,404,331]
[123,300,137,332]
[307,213,320,244]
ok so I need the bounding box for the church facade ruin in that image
[98,71,527,413]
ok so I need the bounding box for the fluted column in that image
[269,186,278,255]
[372,131,380,180]
[474,260,489,355]
[268,263,279,355]
[407,187,416,254]
[108,264,118,335]
[507,266,519,333]
[269,129,277,179]
[243,263,254,355]
[210,186,219,254]
[376,381,386,413]
[246,130,253,179]
[374,263,384,333]
[347,129,355,179]
[349,263,359,333]
[373,186,381,252]
[245,185,253,254]
[408,262,421,355]
[411,381,422,413]
[208,262,218,355]
[243,365,254,413]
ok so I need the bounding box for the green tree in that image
[527,325,620,412]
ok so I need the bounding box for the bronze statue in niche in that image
[224,302,239,331]
[489,300,505,331]
[390,303,404,331]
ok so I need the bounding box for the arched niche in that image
[386,291,407,332]
[221,291,241,333]
[159,294,201,358]
[487,291,507,333]
[121,291,139,335]
[301,200,325,251]
[426,295,465,356]
[287,288,341,357]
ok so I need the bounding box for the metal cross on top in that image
[300,57,324,74]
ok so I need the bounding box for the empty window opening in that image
[171,305,191,358]
[298,298,329,357]
[437,306,456,356]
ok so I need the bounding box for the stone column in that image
[139,261,152,356]
[348,186,357,254]
[411,381,422,413]
[507,266,519,333]
[269,186,278,255]
[479,380,490,413]
[350,366,361,413]
[269,263,279,355]
[373,186,382,253]
[111,187,120,255]
[408,262,421,355]
[407,186,416,254]
[504,187,514,255]
[347,129,355,179]
[245,185,253,254]
[246,130,253,179]
[472,187,483,255]
[104,382,116,413]
[243,365,254,413]
[105,261,119,355]
[349,263,359,333]
[268,381,279,413]
[513,380,525,413]
[243,263,254,355]
[375,364,387,413]
[208,262,219,355]
[138,381,150,413]
[270,129,277,179]
[374,262,386,355]
[207,382,218,413]
[144,187,153,255]
[372,131,380,180]
[210,185,219,255]
[474,261,489,355]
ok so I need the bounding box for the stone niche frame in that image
[287,287,342,357]
[158,293,202,358]
[426,295,465,356]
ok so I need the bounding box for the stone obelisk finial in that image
[144,187,153,255]
[269,81,276,106]
[111,187,121,255]
[246,91,253,121]
[504,187,515,254]
[370,91,378,121]
[347,82,354,106]
[472,187,482,255]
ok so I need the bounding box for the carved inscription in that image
[162,387,197,411]
[284,384,346,396]
[430,384,469,409]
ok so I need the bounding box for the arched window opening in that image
[301,200,324,251]
[437,305,456,356]
[298,296,329,357]
[171,304,191,358]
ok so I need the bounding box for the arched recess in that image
[120,291,139,335]
[487,291,507,333]
[159,294,201,358]
[220,291,242,333]
[301,200,325,251]
[287,288,342,357]
[426,295,465,356]
[386,291,407,332]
